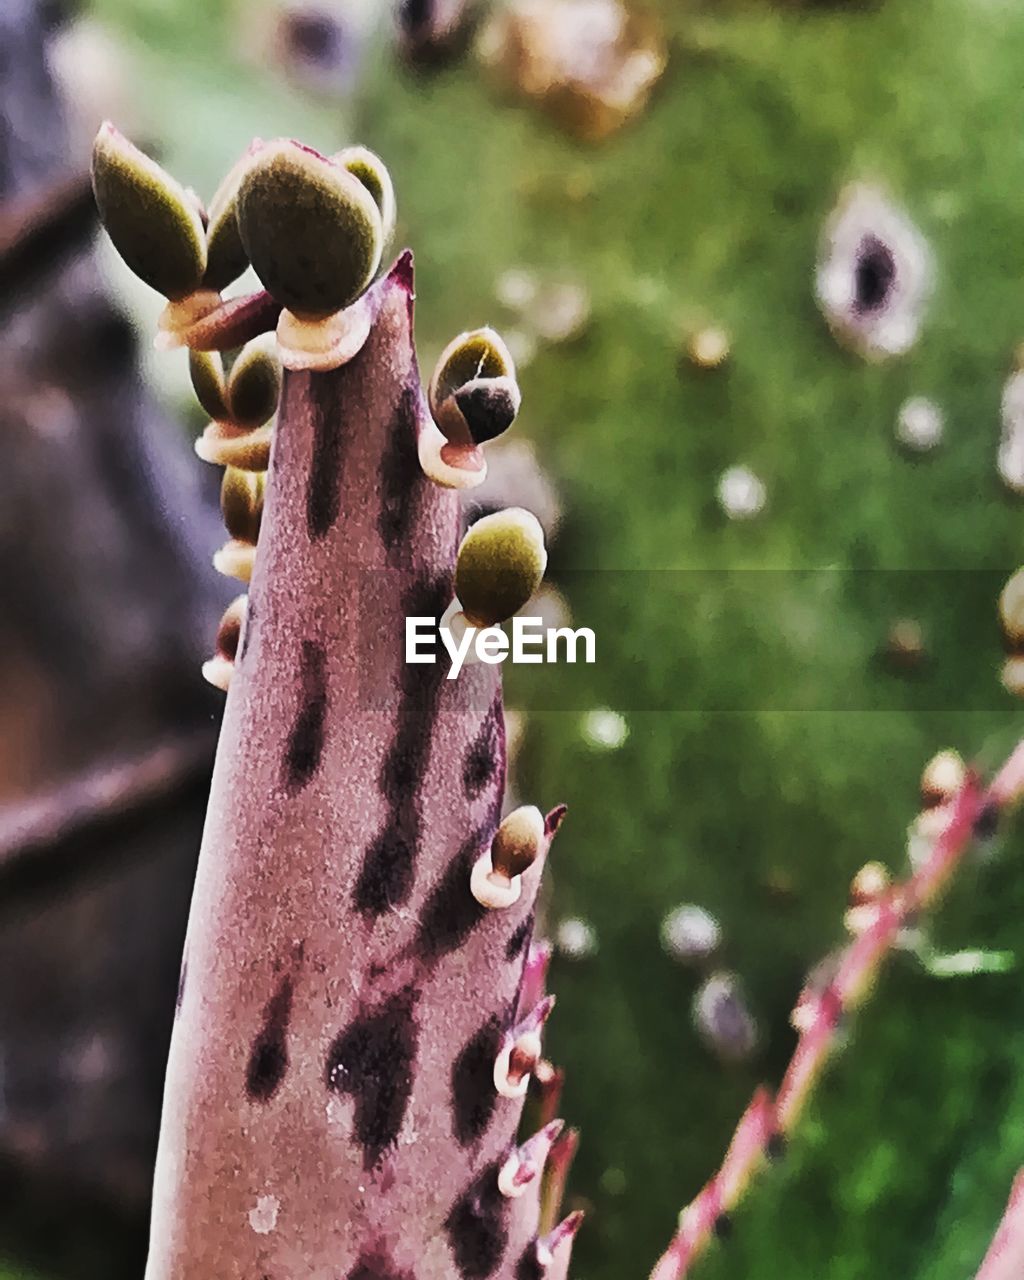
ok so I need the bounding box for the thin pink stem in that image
[650,746,1024,1280]
[975,1170,1024,1280]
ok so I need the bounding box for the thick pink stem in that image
[147,257,559,1279]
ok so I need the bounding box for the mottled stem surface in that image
[149,257,549,1280]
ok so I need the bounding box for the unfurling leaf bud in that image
[848,861,890,907]
[1000,568,1024,648]
[221,467,265,545]
[228,334,281,428]
[1002,656,1024,699]
[189,349,229,421]
[920,749,965,809]
[429,327,521,446]
[236,139,383,318]
[333,145,396,249]
[91,122,207,300]
[204,149,257,291]
[455,507,546,626]
[492,805,545,880]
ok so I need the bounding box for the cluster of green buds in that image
[91,120,540,684]
[190,334,279,691]
[91,125,524,493]
[238,139,396,370]
[91,124,395,370]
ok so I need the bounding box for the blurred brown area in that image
[0,1,230,1273]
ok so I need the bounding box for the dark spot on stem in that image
[451,1016,502,1146]
[713,1213,733,1241]
[463,695,504,799]
[766,1131,787,1162]
[515,1246,544,1280]
[306,368,349,539]
[354,578,447,916]
[506,913,534,962]
[246,975,294,1102]
[283,640,327,792]
[445,1162,508,1278]
[325,988,419,1169]
[378,384,422,558]
[354,829,416,916]
[417,826,489,960]
[174,958,187,1018]
[345,1252,413,1280]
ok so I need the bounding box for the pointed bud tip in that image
[391,248,415,291]
[541,1209,585,1259]
[532,993,557,1026]
[545,803,568,837]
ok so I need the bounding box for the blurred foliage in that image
[59,0,1024,1276]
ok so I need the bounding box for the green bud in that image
[236,139,384,318]
[491,805,545,880]
[189,349,229,421]
[333,145,396,249]
[228,334,281,428]
[91,122,207,300]
[204,148,257,291]
[455,507,546,627]
[221,466,265,545]
[430,327,521,445]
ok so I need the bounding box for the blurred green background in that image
[12,0,1024,1276]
